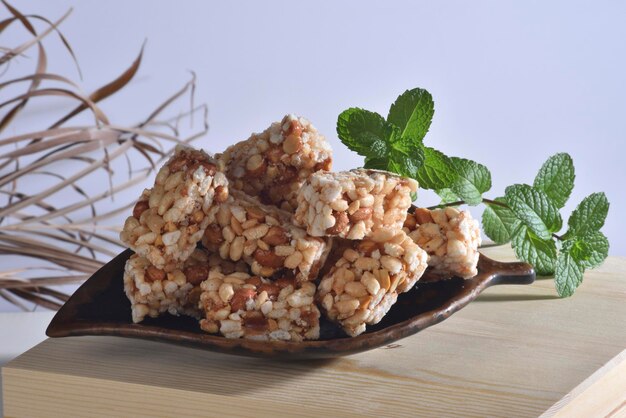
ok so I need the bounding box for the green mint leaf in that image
[415,147,457,190]
[511,224,557,275]
[533,153,575,208]
[363,156,388,171]
[387,88,434,142]
[565,192,609,239]
[386,159,406,177]
[561,239,592,263]
[554,250,585,297]
[436,188,460,204]
[337,108,392,159]
[504,184,562,240]
[338,107,425,180]
[389,133,423,156]
[363,147,425,180]
[581,231,609,268]
[387,147,424,179]
[482,197,521,244]
[394,149,423,178]
[448,157,492,205]
[562,232,609,269]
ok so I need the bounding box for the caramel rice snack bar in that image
[217,114,332,212]
[120,146,229,270]
[316,229,428,337]
[123,248,214,323]
[201,191,331,282]
[294,169,418,239]
[199,271,320,341]
[404,207,481,279]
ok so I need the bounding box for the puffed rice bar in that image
[294,169,418,239]
[216,114,332,212]
[403,207,481,279]
[120,146,229,270]
[317,229,428,337]
[123,248,211,323]
[201,191,331,281]
[199,271,320,341]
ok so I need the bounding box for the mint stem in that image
[426,197,507,210]
[481,198,509,209]
[426,200,465,210]
[425,197,565,241]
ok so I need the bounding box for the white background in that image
[1,0,625,312]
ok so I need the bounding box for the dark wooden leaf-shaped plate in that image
[47,249,534,359]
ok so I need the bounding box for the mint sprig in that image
[482,197,520,244]
[337,108,395,159]
[574,231,609,269]
[387,88,434,141]
[554,251,584,298]
[337,87,611,298]
[436,188,462,204]
[415,147,456,190]
[504,184,562,240]
[511,224,558,276]
[337,105,425,178]
[449,157,492,205]
[533,153,575,208]
[563,192,609,239]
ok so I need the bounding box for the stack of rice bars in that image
[120,115,482,341]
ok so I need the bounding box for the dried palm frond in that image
[0,1,208,310]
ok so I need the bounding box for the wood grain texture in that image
[3,246,626,418]
[541,349,626,418]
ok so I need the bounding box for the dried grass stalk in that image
[0,1,208,311]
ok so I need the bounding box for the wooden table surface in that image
[3,246,626,418]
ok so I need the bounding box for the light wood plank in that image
[541,349,626,418]
[3,247,626,418]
